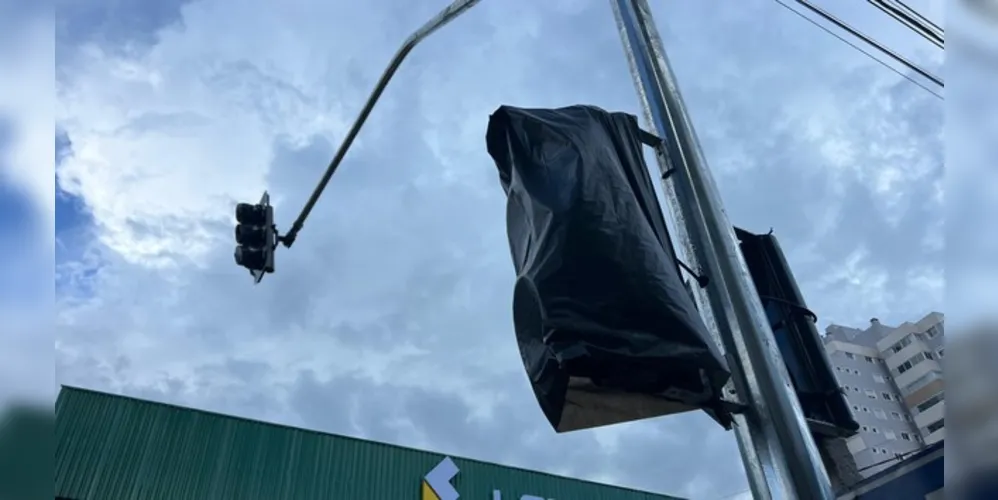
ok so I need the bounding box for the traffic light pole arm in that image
[280,0,484,248]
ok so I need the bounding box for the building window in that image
[871,427,879,433]
[854,387,860,392]
[926,325,941,338]
[891,411,902,420]
[894,360,913,375]
[865,356,874,363]
[892,351,934,376]
[862,425,869,431]
[862,406,869,412]
[873,374,885,383]
[885,431,896,440]
[890,334,915,353]
[915,393,944,414]
[845,352,855,360]
[874,409,887,420]
[882,392,893,400]
[926,418,944,434]
[936,348,944,358]
[835,366,841,371]
[905,414,912,422]
[901,432,911,441]
[852,405,860,411]
[866,390,878,399]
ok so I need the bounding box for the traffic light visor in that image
[236,203,266,224]
[234,246,267,270]
[235,225,269,246]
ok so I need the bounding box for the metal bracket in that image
[637,127,663,147]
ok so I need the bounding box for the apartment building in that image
[822,312,944,477]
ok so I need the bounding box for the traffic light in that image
[735,227,859,438]
[234,192,276,283]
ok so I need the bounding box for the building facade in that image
[822,312,944,477]
[55,386,685,500]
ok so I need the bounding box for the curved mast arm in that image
[282,0,483,248]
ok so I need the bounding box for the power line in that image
[869,0,944,49]
[856,445,923,473]
[851,430,932,474]
[792,0,944,87]
[895,0,944,37]
[772,0,944,100]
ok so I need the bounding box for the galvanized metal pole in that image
[609,1,836,499]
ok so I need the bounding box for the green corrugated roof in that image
[55,386,684,500]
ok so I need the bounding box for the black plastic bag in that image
[486,105,731,432]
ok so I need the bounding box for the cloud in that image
[47,0,944,498]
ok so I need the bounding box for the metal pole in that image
[281,0,483,248]
[610,1,835,499]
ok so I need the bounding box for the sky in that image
[1,0,985,498]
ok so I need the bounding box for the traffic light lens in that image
[235,225,269,246]
[234,246,267,270]
[236,203,266,224]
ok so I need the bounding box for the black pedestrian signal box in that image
[735,227,859,438]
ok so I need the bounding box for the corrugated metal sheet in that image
[55,386,684,500]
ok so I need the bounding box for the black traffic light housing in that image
[234,192,277,284]
[735,227,860,438]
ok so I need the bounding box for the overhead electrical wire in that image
[896,0,944,36]
[790,0,944,87]
[772,0,944,100]
[869,0,944,49]
[792,0,944,87]
[855,445,924,473]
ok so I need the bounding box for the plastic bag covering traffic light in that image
[735,227,859,438]
[234,193,275,282]
[485,105,731,433]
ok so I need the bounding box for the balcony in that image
[918,408,944,446]
[900,369,943,397]
[924,426,945,445]
[894,357,943,390]
[885,338,929,370]
[914,398,945,429]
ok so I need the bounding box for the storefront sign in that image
[424,457,555,500]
